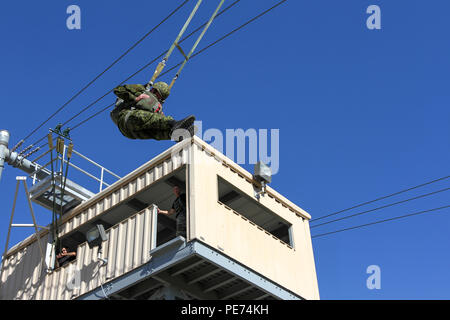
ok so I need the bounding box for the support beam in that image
[255,293,271,300]
[186,264,222,285]
[146,285,189,300]
[78,238,194,300]
[120,277,162,299]
[169,258,204,276]
[153,271,218,300]
[192,241,301,300]
[203,274,236,293]
[219,282,252,300]
[78,240,302,300]
[240,290,271,300]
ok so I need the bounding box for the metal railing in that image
[65,147,121,192]
[29,143,121,193]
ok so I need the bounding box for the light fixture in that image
[253,161,272,199]
[86,224,108,249]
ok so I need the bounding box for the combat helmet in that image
[152,82,171,101]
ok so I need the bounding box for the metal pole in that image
[0,179,20,280]
[22,178,46,264]
[0,130,10,182]
[100,168,104,192]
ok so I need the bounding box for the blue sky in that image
[0,0,449,299]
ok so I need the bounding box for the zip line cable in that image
[29,0,243,149]
[310,187,450,228]
[159,0,289,79]
[311,175,450,222]
[70,103,116,132]
[60,0,289,133]
[311,205,450,239]
[19,0,191,146]
[62,0,241,128]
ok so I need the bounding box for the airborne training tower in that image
[0,135,319,300]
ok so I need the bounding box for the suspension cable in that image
[28,0,243,149]
[19,0,191,145]
[63,0,289,132]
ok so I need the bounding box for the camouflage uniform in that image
[110,83,175,140]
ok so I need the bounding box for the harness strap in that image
[148,0,204,87]
[169,0,225,90]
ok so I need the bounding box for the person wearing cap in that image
[110,82,196,141]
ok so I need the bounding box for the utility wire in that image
[29,0,243,148]
[311,175,450,222]
[159,0,289,78]
[311,205,450,239]
[65,0,289,132]
[62,0,242,128]
[310,187,450,228]
[71,103,116,131]
[20,0,191,145]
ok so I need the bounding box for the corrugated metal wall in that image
[58,148,188,240]
[0,234,46,300]
[1,142,188,300]
[3,144,188,261]
[0,207,155,300]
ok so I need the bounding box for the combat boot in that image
[169,115,196,142]
[188,124,198,137]
[169,115,195,133]
[174,124,198,142]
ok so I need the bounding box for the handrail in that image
[72,149,121,179]
[64,160,111,188]
[28,143,121,193]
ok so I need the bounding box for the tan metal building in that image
[0,136,320,300]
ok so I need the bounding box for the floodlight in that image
[254,161,272,184]
[253,161,272,199]
[86,224,108,249]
